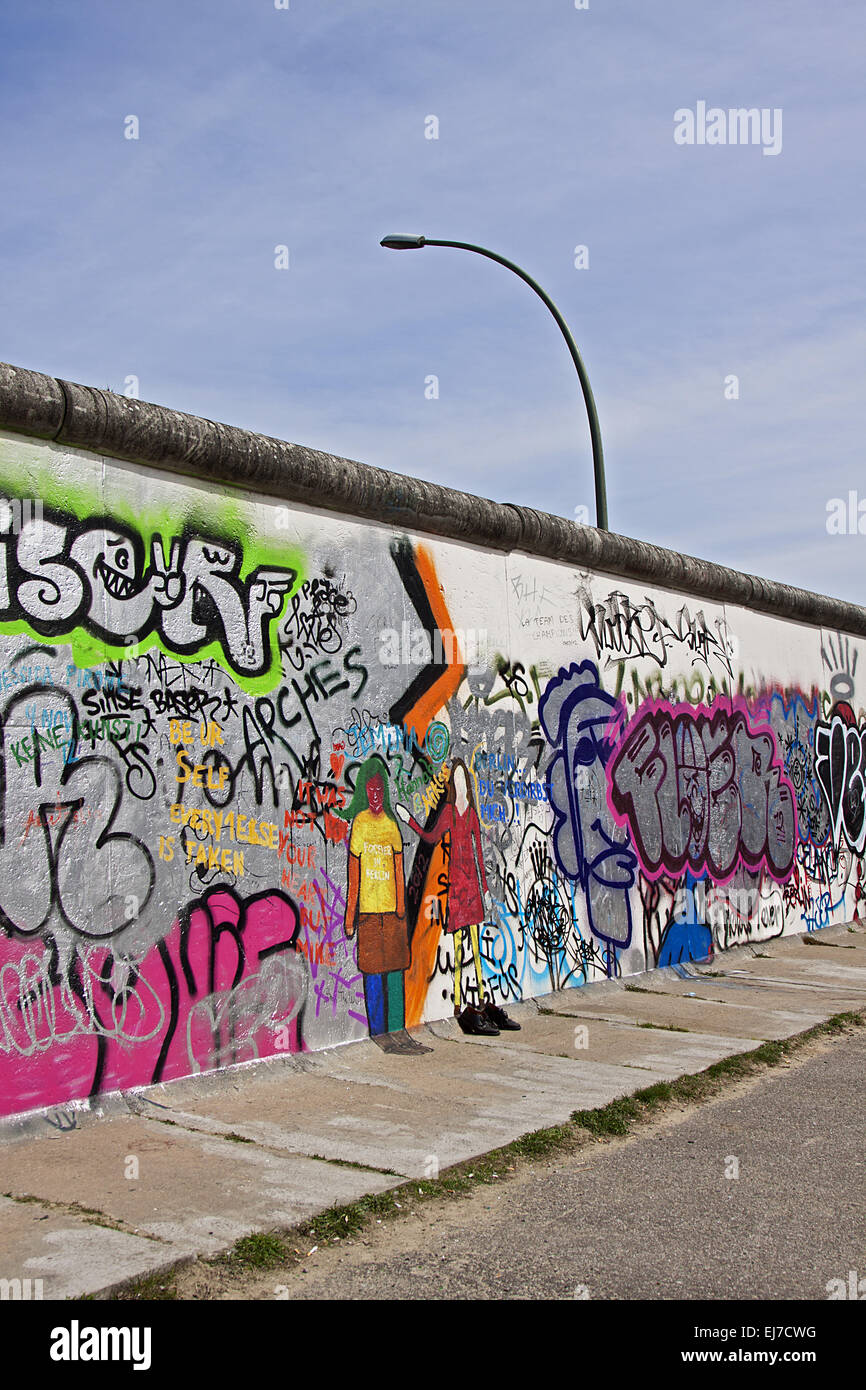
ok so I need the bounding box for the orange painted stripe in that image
[409,544,465,741]
[403,544,465,1026]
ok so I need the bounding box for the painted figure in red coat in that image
[396,759,520,1036]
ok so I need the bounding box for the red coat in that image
[408,802,488,932]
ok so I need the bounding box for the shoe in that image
[482,1001,521,1031]
[457,1005,499,1037]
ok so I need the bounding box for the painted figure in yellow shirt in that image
[340,755,410,1037]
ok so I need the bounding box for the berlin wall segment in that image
[0,371,864,1119]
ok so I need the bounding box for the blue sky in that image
[1,1,863,602]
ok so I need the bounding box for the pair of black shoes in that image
[457,1000,521,1036]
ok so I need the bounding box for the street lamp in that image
[380,234,608,531]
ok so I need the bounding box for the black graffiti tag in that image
[815,712,866,855]
[0,511,297,681]
[0,682,155,939]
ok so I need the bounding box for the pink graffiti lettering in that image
[607,698,796,883]
[0,887,307,1117]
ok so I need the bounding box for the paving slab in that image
[703,955,866,993]
[0,1114,397,1257]
[743,926,865,959]
[142,1029,675,1178]
[542,985,829,1039]
[0,1194,172,1300]
[617,971,866,1014]
[795,935,866,956]
[473,1013,764,1076]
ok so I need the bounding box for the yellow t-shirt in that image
[350,810,403,913]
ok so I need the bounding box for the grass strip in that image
[571,1012,863,1135]
[637,1022,689,1033]
[114,1271,178,1300]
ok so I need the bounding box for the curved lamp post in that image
[380,234,608,531]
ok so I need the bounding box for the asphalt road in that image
[272,1027,865,1302]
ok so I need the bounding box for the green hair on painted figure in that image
[337,754,395,821]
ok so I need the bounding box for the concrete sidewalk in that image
[1,922,864,1299]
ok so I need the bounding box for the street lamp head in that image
[380,234,426,250]
[378,233,608,527]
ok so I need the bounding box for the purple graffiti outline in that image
[539,660,636,950]
[606,693,798,886]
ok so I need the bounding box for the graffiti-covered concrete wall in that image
[1,362,865,1119]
